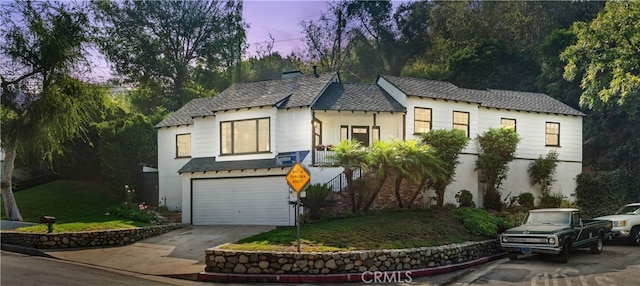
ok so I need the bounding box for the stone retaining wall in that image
[205,239,500,275]
[0,224,182,249]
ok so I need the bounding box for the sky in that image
[242,1,331,57]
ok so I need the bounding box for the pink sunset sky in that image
[242,0,331,57]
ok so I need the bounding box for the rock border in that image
[205,239,500,277]
[0,224,182,249]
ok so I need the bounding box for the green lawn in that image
[1,180,152,232]
[223,208,486,252]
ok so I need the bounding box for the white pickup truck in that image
[595,202,640,245]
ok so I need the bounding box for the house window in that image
[545,122,560,147]
[414,107,432,134]
[453,111,470,137]
[372,126,380,142]
[501,118,516,131]
[313,119,322,146]
[220,118,270,155]
[352,126,370,146]
[340,125,349,141]
[176,133,191,158]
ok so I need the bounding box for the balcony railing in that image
[313,146,336,166]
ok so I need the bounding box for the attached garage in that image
[191,176,294,225]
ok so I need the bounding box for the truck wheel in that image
[631,226,640,246]
[508,252,518,260]
[558,241,570,263]
[590,235,603,254]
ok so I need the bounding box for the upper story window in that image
[545,122,560,147]
[220,118,270,155]
[352,126,370,146]
[453,111,470,137]
[501,118,516,131]
[176,133,191,158]
[372,126,380,142]
[414,107,432,134]
[313,119,322,146]
[340,125,349,141]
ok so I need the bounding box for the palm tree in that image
[327,139,367,212]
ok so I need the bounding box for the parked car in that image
[500,208,612,263]
[594,203,640,245]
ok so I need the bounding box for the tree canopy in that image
[93,0,246,111]
[1,1,104,220]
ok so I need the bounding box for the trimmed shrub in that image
[452,207,513,238]
[517,192,534,208]
[455,190,475,207]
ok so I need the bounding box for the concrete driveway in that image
[41,225,274,279]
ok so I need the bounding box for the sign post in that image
[286,163,310,253]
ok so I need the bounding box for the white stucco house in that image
[155,71,583,226]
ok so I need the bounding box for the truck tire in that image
[558,240,570,263]
[508,252,518,260]
[631,226,640,246]
[590,234,603,254]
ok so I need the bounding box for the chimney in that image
[313,65,319,78]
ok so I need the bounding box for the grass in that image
[222,208,486,252]
[1,180,152,232]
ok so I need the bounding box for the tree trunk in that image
[1,142,24,221]
[345,169,357,213]
[362,172,388,211]
[436,188,445,207]
[393,176,404,208]
[407,177,429,209]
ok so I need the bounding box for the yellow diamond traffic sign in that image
[286,163,311,193]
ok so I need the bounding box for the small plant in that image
[455,190,475,207]
[106,185,157,223]
[538,192,564,208]
[518,192,535,208]
[300,183,335,221]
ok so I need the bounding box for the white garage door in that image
[192,176,293,225]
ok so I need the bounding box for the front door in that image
[352,126,370,146]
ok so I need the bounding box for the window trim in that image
[220,117,271,155]
[175,133,192,158]
[545,121,561,147]
[414,107,432,135]
[500,118,517,132]
[453,110,470,137]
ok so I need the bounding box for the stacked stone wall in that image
[0,224,182,249]
[205,239,500,275]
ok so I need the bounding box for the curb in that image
[198,252,507,283]
[1,243,52,258]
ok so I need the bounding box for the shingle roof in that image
[380,75,480,103]
[156,73,337,128]
[381,75,583,116]
[178,151,309,173]
[312,83,406,112]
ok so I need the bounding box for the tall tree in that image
[93,0,246,111]
[562,1,640,176]
[300,1,352,74]
[1,1,102,220]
